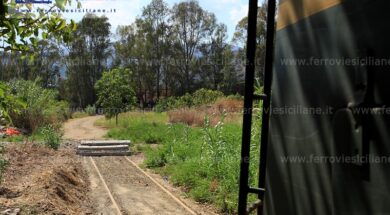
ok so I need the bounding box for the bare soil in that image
[0,143,93,214]
[63,116,107,140]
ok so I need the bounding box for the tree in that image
[232,2,268,85]
[66,14,111,107]
[95,68,136,125]
[221,45,241,94]
[141,0,171,100]
[170,0,216,93]
[115,23,155,107]
[199,23,229,90]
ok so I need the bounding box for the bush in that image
[192,88,224,106]
[155,97,178,112]
[40,125,62,150]
[8,80,70,132]
[85,105,96,116]
[226,93,243,100]
[155,89,224,112]
[0,82,25,126]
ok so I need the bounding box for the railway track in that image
[84,155,197,215]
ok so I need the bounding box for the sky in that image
[49,0,250,41]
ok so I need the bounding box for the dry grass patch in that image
[168,98,243,126]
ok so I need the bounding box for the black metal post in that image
[238,0,258,214]
[258,0,276,214]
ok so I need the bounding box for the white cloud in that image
[229,4,247,26]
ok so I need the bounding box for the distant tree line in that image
[0,0,268,108]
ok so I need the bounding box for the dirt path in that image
[63,116,107,140]
[63,116,214,215]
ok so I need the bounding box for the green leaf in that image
[55,0,66,10]
[42,32,48,39]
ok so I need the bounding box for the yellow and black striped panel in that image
[277,0,343,30]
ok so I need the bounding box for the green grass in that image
[96,112,169,144]
[2,135,25,142]
[71,111,90,119]
[98,111,261,214]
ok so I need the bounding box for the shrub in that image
[155,89,225,112]
[8,80,70,132]
[155,97,178,112]
[0,82,25,125]
[175,93,194,108]
[226,93,243,100]
[85,105,96,116]
[40,125,62,150]
[192,88,224,106]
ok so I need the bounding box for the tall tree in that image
[116,23,153,106]
[141,0,171,100]
[170,0,216,93]
[233,2,268,85]
[199,23,229,90]
[66,14,111,107]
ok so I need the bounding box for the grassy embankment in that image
[96,99,262,213]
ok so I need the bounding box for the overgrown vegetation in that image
[99,96,261,213]
[39,125,63,150]
[8,80,70,132]
[85,105,97,116]
[155,88,225,112]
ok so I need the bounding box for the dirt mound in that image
[0,143,93,214]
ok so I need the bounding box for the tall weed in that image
[40,125,62,150]
[8,80,70,132]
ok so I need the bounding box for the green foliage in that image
[8,80,70,132]
[85,105,96,116]
[39,124,62,150]
[66,14,111,107]
[154,97,178,112]
[115,0,236,101]
[192,88,224,106]
[233,2,268,85]
[226,93,243,100]
[0,82,25,125]
[155,89,224,112]
[95,68,136,124]
[0,0,78,53]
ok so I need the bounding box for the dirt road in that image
[63,116,107,140]
[63,116,209,215]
